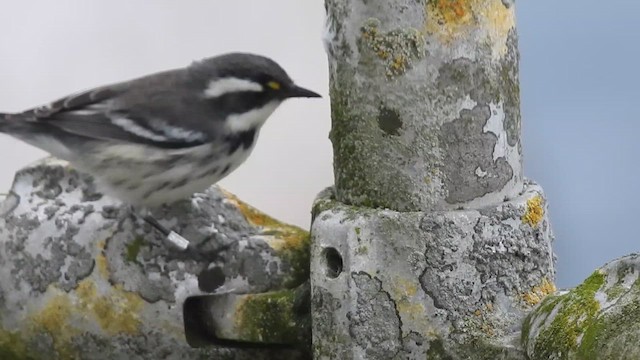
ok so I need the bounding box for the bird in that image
[0,52,321,248]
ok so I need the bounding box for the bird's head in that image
[188,53,320,133]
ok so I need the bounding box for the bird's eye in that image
[266,81,281,90]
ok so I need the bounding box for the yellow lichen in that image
[522,278,557,306]
[29,292,77,357]
[522,195,544,227]
[221,189,281,228]
[390,279,435,334]
[95,240,110,278]
[360,19,425,77]
[75,280,143,335]
[478,0,516,56]
[28,278,144,358]
[221,189,310,287]
[222,189,307,251]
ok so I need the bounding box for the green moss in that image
[529,270,605,359]
[429,336,525,360]
[278,231,311,289]
[0,331,34,360]
[124,236,145,263]
[355,245,368,255]
[236,288,309,345]
[427,338,455,360]
[329,84,422,211]
[576,275,640,359]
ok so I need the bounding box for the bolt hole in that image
[322,247,343,279]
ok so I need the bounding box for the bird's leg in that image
[142,215,191,250]
[134,207,191,250]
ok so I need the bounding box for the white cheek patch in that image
[204,77,264,98]
[225,101,281,132]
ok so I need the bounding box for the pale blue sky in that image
[518,1,640,287]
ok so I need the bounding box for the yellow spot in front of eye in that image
[267,81,281,90]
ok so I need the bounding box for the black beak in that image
[286,84,322,98]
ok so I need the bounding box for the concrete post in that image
[311,1,556,358]
[325,0,523,211]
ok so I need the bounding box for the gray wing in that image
[20,70,213,149]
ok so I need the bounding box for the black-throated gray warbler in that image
[0,53,320,248]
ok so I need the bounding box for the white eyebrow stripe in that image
[111,117,169,142]
[204,77,263,98]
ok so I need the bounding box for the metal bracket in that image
[183,282,310,350]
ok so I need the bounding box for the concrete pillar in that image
[311,1,556,358]
[325,0,523,211]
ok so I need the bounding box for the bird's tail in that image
[0,113,8,131]
[0,113,17,132]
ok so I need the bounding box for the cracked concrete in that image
[311,181,555,359]
[349,272,402,359]
[0,158,310,359]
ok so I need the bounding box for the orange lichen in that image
[435,0,472,24]
[221,189,280,228]
[424,0,515,56]
[522,278,557,306]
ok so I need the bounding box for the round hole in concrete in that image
[322,247,343,279]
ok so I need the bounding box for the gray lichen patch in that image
[311,286,351,359]
[1,160,112,293]
[349,272,402,359]
[440,104,513,203]
[435,52,523,206]
[500,29,522,148]
[436,52,520,147]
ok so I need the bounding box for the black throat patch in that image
[226,129,257,154]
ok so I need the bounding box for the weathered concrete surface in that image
[0,158,310,359]
[311,181,555,359]
[313,0,556,358]
[324,0,523,211]
[523,254,640,360]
